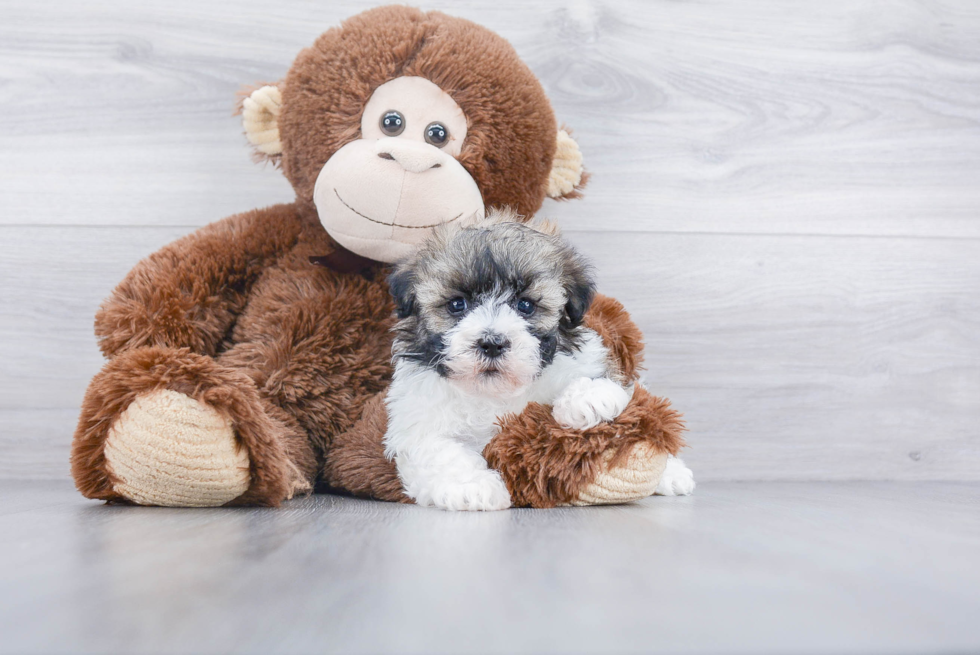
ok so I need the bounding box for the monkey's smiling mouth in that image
[334,188,463,229]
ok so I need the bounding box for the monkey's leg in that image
[71,346,314,507]
[484,386,686,508]
[320,393,412,503]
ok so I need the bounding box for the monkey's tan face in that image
[313,77,486,263]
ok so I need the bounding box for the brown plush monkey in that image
[70,6,685,508]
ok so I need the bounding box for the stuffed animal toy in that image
[70,5,689,508]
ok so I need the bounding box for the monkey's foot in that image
[103,389,250,507]
[568,441,668,506]
[73,346,310,507]
[485,386,685,508]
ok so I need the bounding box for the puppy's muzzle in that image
[476,333,510,360]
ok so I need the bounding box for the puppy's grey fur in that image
[388,210,596,380]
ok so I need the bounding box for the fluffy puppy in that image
[384,211,633,511]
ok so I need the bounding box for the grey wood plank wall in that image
[2,0,978,481]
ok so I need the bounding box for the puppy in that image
[383,210,633,511]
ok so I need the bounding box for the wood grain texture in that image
[1,480,979,654]
[1,0,979,481]
[3,1,980,235]
[2,227,977,480]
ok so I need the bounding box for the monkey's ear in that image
[546,128,587,200]
[241,85,283,160]
[388,265,417,319]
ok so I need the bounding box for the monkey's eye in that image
[424,122,449,147]
[516,298,536,316]
[380,111,405,136]
[447,297,467,316]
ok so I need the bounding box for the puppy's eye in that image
[447,297,467,315]
[516,298,535,316]
[380,111,405,136]
[424,122,449,147]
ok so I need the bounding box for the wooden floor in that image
[1,480,978,654]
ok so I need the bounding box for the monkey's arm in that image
[95,204,303,358]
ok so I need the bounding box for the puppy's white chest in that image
[383,364,529,457]
[448,394,529,450]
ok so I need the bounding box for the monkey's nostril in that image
[376,147,444,173]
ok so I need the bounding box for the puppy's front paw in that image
[421,471,512,512]
[654,456,696,496]
[552,377,631,430]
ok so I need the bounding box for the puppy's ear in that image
[388,264,417,319]
[560,249,596,330]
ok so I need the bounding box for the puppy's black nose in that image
[477,335,510,359]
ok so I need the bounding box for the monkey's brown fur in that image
[485,388,685,508]
[276,7,560,217]
[71,6,684,507]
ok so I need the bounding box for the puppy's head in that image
[389,209,595,397]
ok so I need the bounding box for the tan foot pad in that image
[103,389,250,507]
[568,442,668,506]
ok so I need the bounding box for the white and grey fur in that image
[382,211,637,511]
